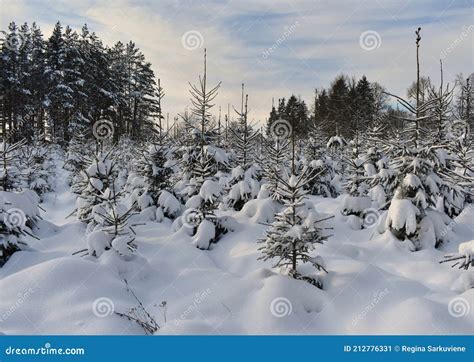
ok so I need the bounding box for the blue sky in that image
[1,0,472,122]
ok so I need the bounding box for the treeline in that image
[1,21,161,143]
[1,21,472,145]
[267,74,473,140]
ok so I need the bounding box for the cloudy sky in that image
[1,0,472,122]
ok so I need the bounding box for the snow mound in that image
[386,198,419,236]
[239,198,279,223]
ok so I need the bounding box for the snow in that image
[158,191,182,218]
[193,219,215,250]
[199,180,222,203]
[342,195,371,213]
[0,190,40,219]
[459,240,474,255]
[386,198,420,235]
[87,230,112,257]
[0,159,472,336]
[239,197,279,223]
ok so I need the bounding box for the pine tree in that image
[355,75,375,129]
[0,139,25,191]
[341,132,373,229]
[225,84,261,210]
[178,49,230,249]
[231,84,259,169]
[259,118,330,286]
[0,190,40,266]
[19,134,54,199]
[74,148,120,229]
[75,186,138,258]
[44,22,68,141]
[262,135,290,202]
[383,28,459,249]
[64,132,91,185]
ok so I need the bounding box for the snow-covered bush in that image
[83,197,137,258]
[0,190,40,266]
[307,158,336,197]
[440,240,474,270]
[259,166,329,287]
[0,139,25,191]
[262,138,290,201]
[135,142,174,200]
[74,149,120,224]
[182,179,231,249]
[64,132,92,186]
[223,165,261,210]
[18,136,54,198]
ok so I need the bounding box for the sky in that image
[1,0,472,123]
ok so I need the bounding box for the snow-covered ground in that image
[0,161,473,335]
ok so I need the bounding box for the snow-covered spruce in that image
[379,30,472,249]
[64,132,93,186]
[126,140,181,220]
[181,179,233,249]
[307,157,337,198]
[259,166,330,287]
[261,138,290,202]
[80,195,138,258]
[223,86,262,210]
[0,139,26,192]
[18,135,55,199]
[223,165,261,211]
[0,190,40,266]
[340,136,375,229]
[73,149,120,226]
